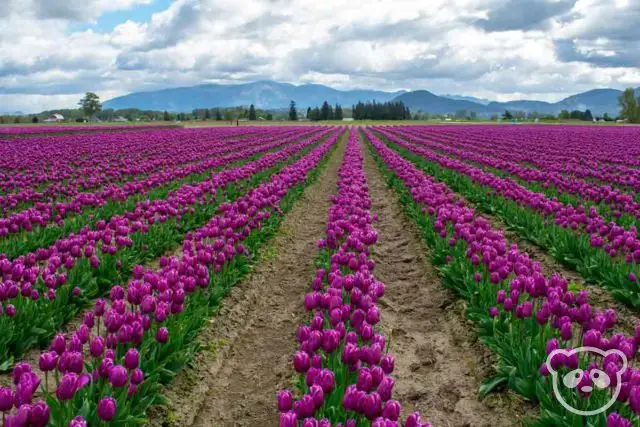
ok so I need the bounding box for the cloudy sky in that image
[1,0,639,112]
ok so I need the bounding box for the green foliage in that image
[334,104,343,120]
[289,100,298,121]
[502,110,513,120]
[351,100,410,120]
[558,109,570,119]
[618,88,640,123]
[78,92,102,119]
[249,104,257,120]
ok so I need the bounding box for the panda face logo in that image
[545,347,627,416]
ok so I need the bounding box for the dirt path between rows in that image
[361,139,531,426]
[148,139,346,427]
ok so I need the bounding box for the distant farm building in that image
[43,113,64,122]
[113,116,128,122]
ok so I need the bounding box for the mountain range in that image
[103,80,638,117]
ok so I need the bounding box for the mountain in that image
[103,80,639,116]
[553,89,623,115]
[392,90,493,115]
[394,87,640,117]
[442,94,491,105]
[103,80,405,111]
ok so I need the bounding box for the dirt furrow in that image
[361,138,530,426]
[148,138,346,426]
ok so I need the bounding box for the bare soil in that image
[147,139,347,426]
[361,141,531,426]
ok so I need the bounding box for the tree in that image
[266,113,273,120]
[78,92,102,119]
[306,107,312,119]
[320,101,330,120]
[559,110,570,120]
[454,110,467,119]
[163,111,171,121]
[224,111,233,122]
[31,116,39,123]
[502,110,513,120]
[249,104,257,120]
[583,109,594,122]
[603,112,612,122]
[215,109,222,121]
[618,88,639,123]
[204,109,211,120]
[570,110,585,120]
[289,101,298,121]
[334,104,343,120]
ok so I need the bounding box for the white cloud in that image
[1,0,639,112]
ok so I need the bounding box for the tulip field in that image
[0,124,639,426]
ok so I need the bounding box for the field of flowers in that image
[0,124,638,426]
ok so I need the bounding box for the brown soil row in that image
[360,139,529,426]
[147,137,347,426]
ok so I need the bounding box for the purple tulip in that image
[293,351,311,373]
[0,386,14,412]
[608,412,633,427]
[97,397,117,421]
[277,390,293,412]
[68,416,88,427]
[56,373,79,401]
[124,348,140,370]
[29,401,50,427]
[309,385,324,409]
[156,326,169,343]
[108,365,129,388]
[90,336,105,357]
[377,376,395,401]
[279,411,298,427]
[362,392,382,420]
[131,368,144,385]
[382,399,401,421]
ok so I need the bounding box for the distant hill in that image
[104,80,404,111]
[103,80,639,116]
[394,87,640,116]
[392,90,493,115]
[442,94,491,105]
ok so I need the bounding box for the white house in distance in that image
[43,113,64,122]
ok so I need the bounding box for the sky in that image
[1,0,639,113]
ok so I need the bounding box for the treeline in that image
[352,101,411,120]
[305,102,344,121]
[0,106,285,124]
[188,105,280,121]
[557,109,597,121]
[619,88,640,123]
